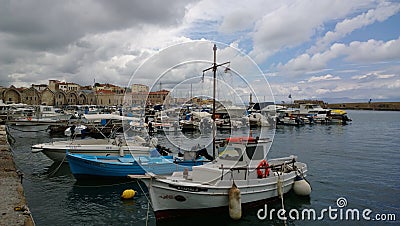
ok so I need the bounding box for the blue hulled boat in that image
[66,152,207,179]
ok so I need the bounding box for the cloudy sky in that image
[1,0,399,103]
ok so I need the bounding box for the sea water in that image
[9,110,400,225]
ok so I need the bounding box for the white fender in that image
[228,182,242,220]
[293,176,312,196]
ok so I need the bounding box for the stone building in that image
[2,86,21,104]
[21,87,41,105]
[32,84,48,91]
[147,90,170,105]
[80,90,97,105]
[48,80,80,92]
[40,88,55,106]
[54,90,67,106]
[129,84,149,106]
[1,80,172,107]
[95,83,125,94]
[95,90,125,106]
[131,84,149,93]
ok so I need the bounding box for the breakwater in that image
[327,102,400,111]
[0,125,34,226]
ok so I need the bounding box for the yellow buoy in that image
[121,189,136,199]
[228,182,242,220]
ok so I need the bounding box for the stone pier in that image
[0,125,34,226]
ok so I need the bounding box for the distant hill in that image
[275,97,400,104]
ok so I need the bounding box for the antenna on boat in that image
[202,44,230,159]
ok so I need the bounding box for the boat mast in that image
[203,44,230,159]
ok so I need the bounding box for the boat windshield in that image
[245,145,265,160]
[218,147,243,161]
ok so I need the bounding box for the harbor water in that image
[8,110,400,225]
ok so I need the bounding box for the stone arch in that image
[54,90,67,107]
[3,86,22,104]
[77,93,87,105]
[66,91,78,105]
[40,88,55,106]
[86,92,97,105]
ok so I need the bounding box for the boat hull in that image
[32,142,150,162]
[67,154,204,179]
[8,119,69,126]
[144,165,306,220]
[41,147,150,162]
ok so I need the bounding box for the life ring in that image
[256,159,270,178]
[27,117,32,121]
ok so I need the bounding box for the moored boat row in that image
[9,45,315,223]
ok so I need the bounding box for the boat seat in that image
[118,158,136,163]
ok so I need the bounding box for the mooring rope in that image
[138,178,154,226]
[136,179,153,209]
[278,164,287,226]
[47,155,67,177]
[146,200,150,226]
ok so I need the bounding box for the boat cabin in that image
[190,138,270,183]
[298,104,330,115]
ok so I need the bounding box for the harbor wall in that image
[326,102,400,111]
[0,125,34,226]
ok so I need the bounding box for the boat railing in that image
[218,157,297,180]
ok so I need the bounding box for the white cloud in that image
[388,80,400,88]
[351,71,396,81]
[308,74,341,83]
[0,0,399,101]
[310,1,400,53]
[276,37,400,75]
[276,43,346,73]
[249,0,372,62]
[315,88,330,94]
[346,38,400,62]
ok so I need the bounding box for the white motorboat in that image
[7,105,72,126]
[32,136,156,162]
[130,137,310,220]
[247,112,271,127]
[153,121,180,133]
